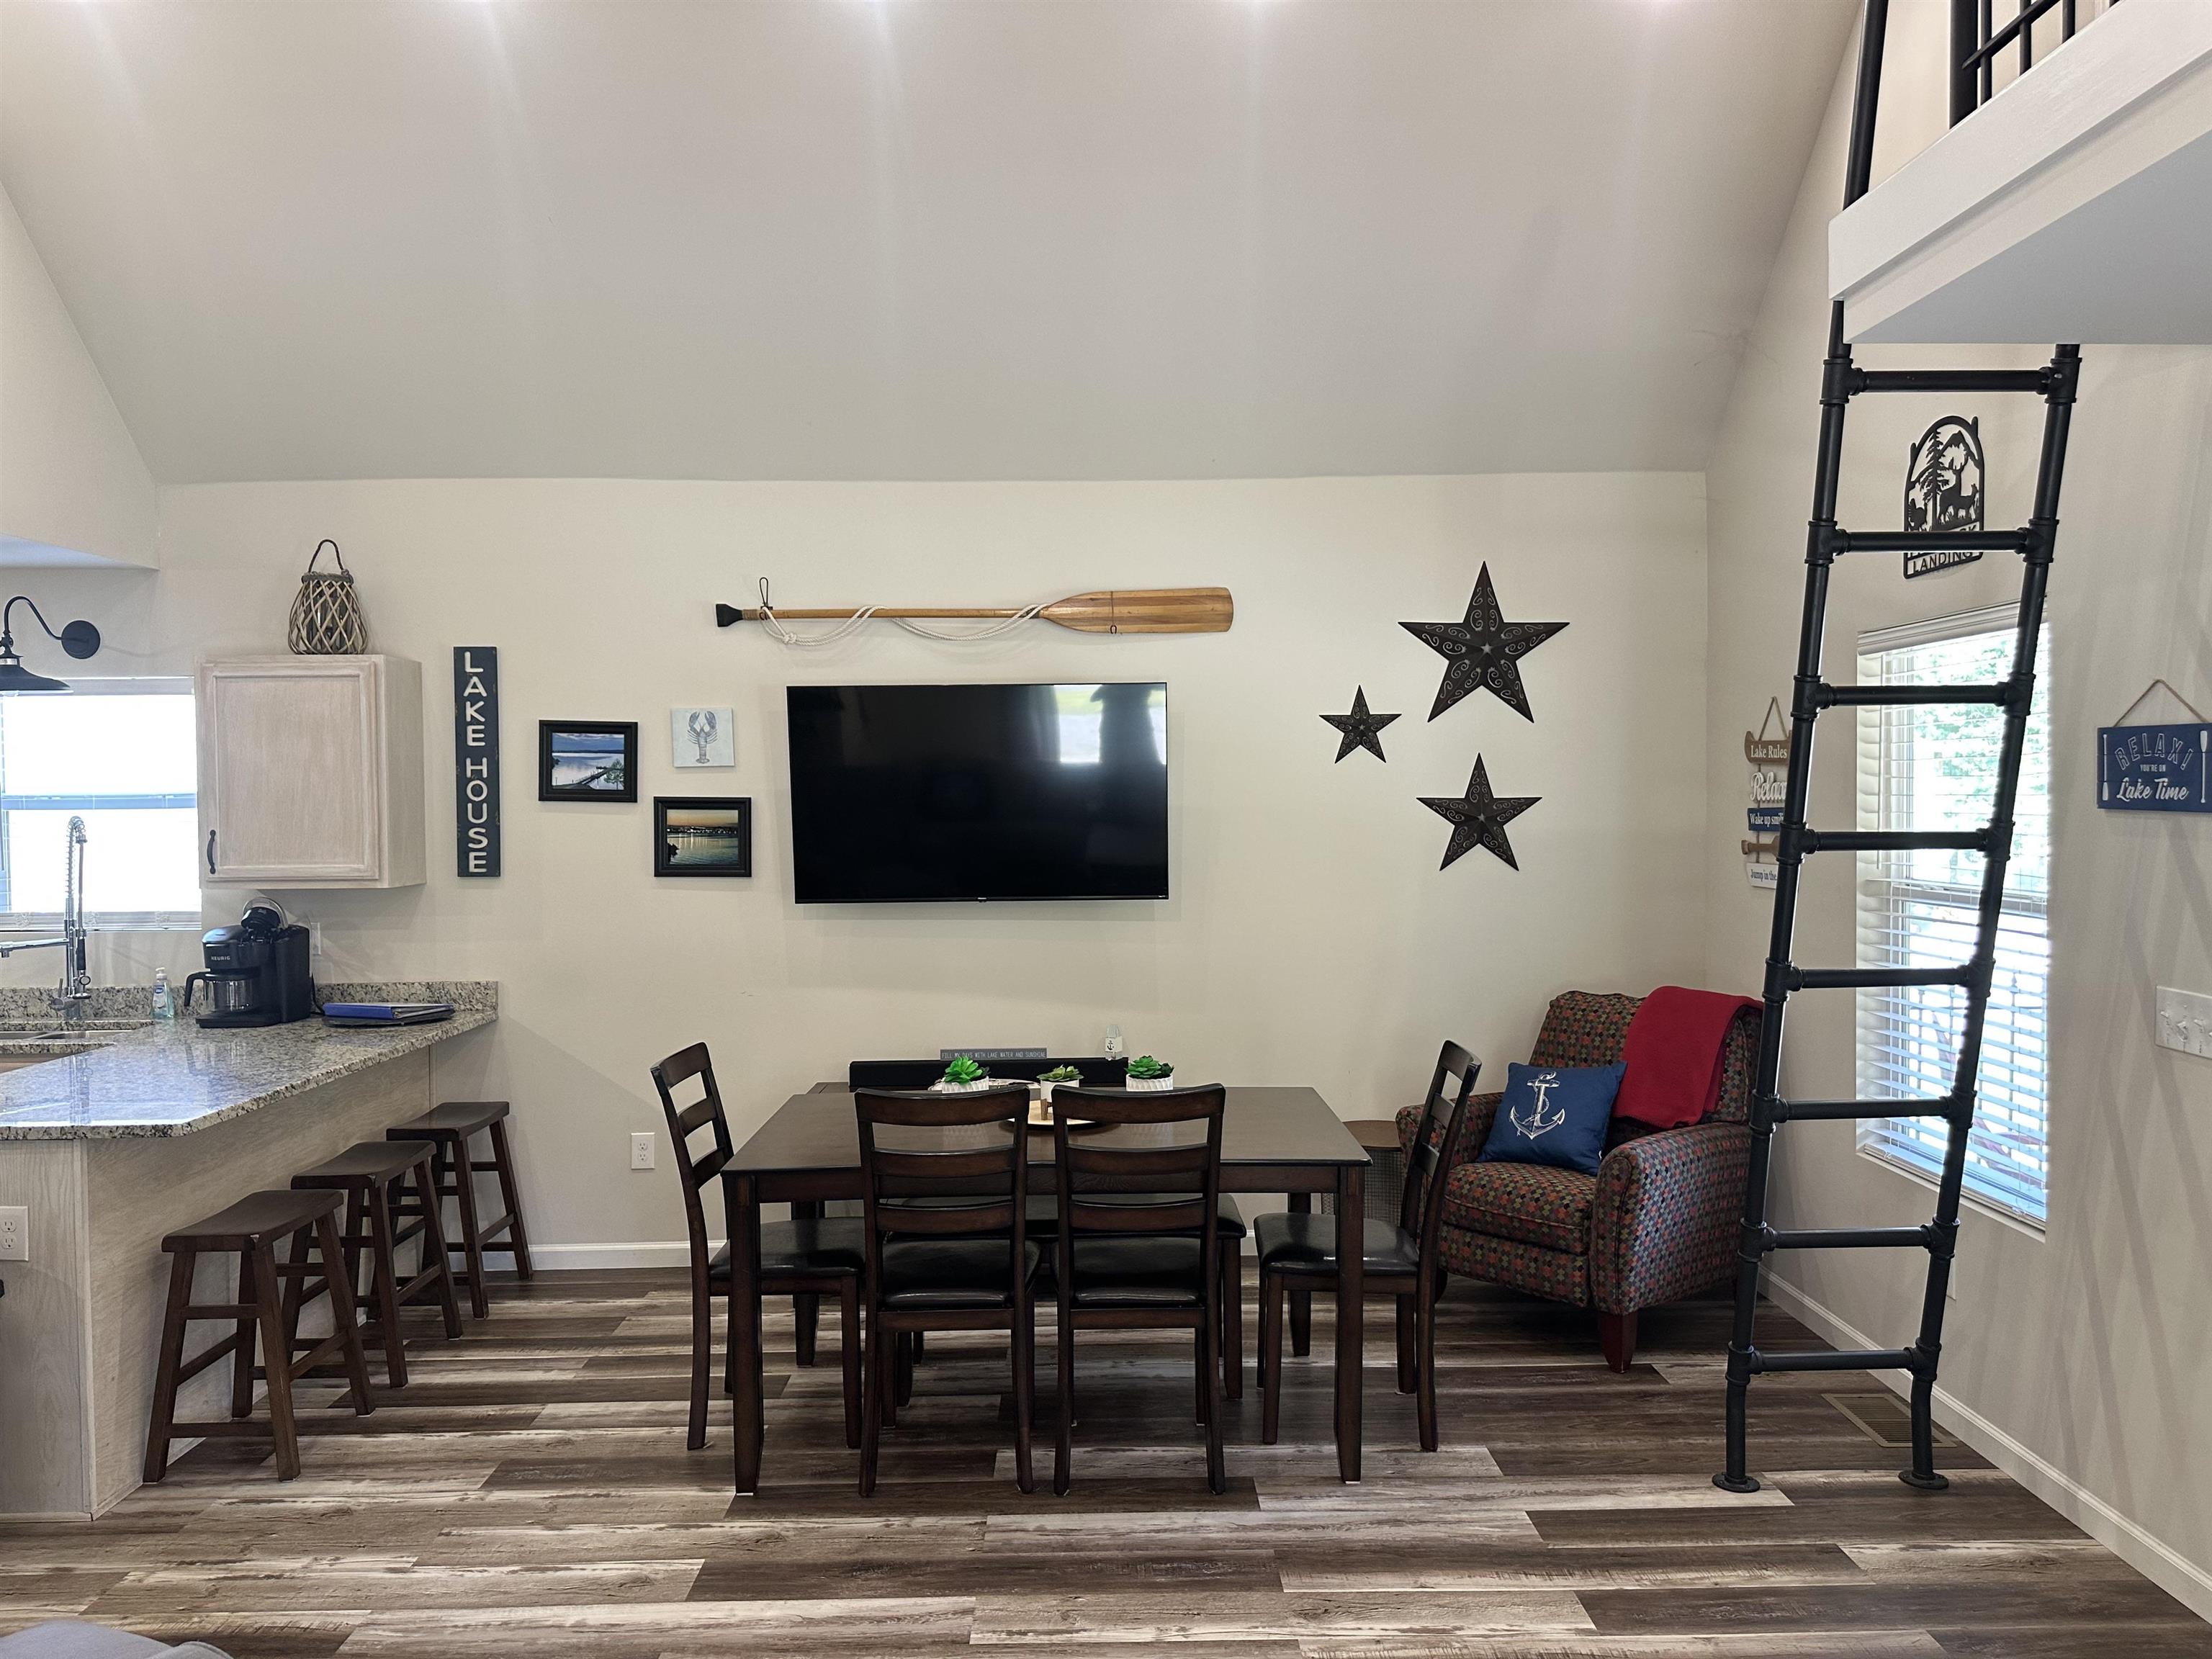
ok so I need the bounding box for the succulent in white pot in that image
[933,1055,994,1093]
[1125,1055,1175,1092]
[1038,1064,1084,1105]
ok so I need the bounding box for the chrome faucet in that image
[0,816,93,1028]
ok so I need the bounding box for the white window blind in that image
[0,680,200,927]
[1854,608,2051,1226]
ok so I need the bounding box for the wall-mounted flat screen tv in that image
[786,683,1169,903]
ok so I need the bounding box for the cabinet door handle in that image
[206,830,217,874]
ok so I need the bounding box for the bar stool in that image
[387,1101,534,1318]
[143,1189,375,1483]
[289,1139,464,1386]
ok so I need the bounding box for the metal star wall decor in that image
[1401,564,1568,721]
[1420,755,1539,871]
[1321,686,1400,763]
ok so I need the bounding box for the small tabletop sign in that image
[454,647,501,876]
[2098,680,2211,814]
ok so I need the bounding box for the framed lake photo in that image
[655,795,753,876]
[539,720,639,802]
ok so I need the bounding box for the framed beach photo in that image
[672,706,735,768]
[539,720,639,802]
[655,796,752,877]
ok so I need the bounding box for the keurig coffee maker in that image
[183,902,315,1028]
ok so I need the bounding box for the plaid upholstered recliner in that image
[1397,990,1759,1371]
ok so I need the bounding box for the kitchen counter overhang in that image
[0,983,496,1139]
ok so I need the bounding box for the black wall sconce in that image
[0,596,102,693]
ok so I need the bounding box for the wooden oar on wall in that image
[714,587,1233,636]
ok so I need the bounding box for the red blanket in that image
[1613,986,1758,1130]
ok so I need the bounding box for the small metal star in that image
[1321,686,1401,763]
[1419,755,1539,871]
[1401,564,1568,721]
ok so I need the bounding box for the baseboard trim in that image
[529,1240,702,1271]
[1763,1270,2212,1624]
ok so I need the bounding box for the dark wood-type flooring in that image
[2,1268,2205,1656]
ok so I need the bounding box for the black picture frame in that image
[538,720,639,803]
[654,795,753,877]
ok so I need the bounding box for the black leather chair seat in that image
[1066,1236,1206,1308]
[1253,1211,1419,1277]
[879,1238,1040,1308]
[709,1218,867,1282]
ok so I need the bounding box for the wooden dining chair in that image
[1049,1083,1228,1496]
[854,1084,1040,1496]
[651,1044,866,1452]
[1256,1042,1479,1452]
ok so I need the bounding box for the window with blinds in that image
[1855,608,2051,1226]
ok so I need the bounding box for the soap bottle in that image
[151,968,175,1022]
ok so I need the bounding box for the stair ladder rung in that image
[1762,1225,1934,1251]
[1792,828,1991,855]
[1834,528,2033,556]
[1774,1097,1956,1123]
[1751,1347,1918,1376]
[1819,681,2014,709]
[1789,964,1976,992]
[1849,367,2051,395]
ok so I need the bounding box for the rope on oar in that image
[750,578,1048,646]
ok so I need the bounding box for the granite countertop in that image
[0,981,497,1141]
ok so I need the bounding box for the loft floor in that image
[1,1270,2204,1657]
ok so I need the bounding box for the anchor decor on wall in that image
[1902,415,1986,579]
[2098,680,2212,814]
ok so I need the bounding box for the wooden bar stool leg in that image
[367,1177,409,1387]
[232,1248,263,1419]
[317,1210,377,1419]
[143,1249,196,1485]
[251,1243,301,1479]
[446,1136,490,1319]
[278,1223,313,1382]
[487,1117,534,1279]
[413,1151,464,1339]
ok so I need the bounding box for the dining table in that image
[720,1083,1375,1494]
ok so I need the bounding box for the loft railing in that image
[1950,0,2121,122]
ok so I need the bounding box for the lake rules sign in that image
[454,647,502,875]
[2099,722,2212,814]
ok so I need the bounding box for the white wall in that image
[24,471,1709,1262]
[1705,1,2212,1616]
[0,183,156,568]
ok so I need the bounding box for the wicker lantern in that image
[287,539,369,655]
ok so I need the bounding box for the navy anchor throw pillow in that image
[1475,1061,1626,1177]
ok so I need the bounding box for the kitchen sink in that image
[0,1019,151,1038]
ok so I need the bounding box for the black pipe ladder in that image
[1717,0,2080,1496]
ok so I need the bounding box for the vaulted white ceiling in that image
[0,0,1855,484]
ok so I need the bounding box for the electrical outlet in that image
[309,921,325,960]
[630,1133,656,1172]
[0,1206,27,1262]
[2156,986,2212,1060]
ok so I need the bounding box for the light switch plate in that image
[630,1133,656,1172]
[0,1206,27,1262]
[2155,986,2212,1060]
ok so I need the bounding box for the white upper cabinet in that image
[197,655,426,889]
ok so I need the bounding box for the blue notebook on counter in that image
[322,1002,454,1028]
